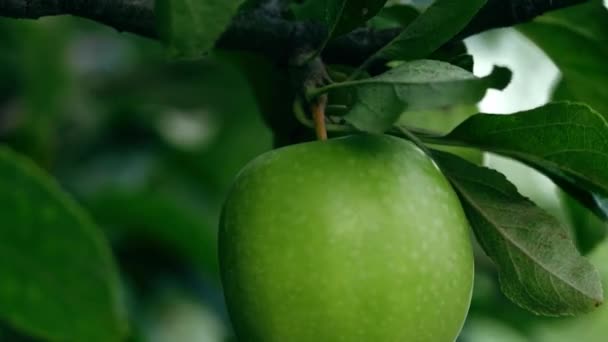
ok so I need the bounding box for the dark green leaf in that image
[315,59,510,133]
[553,176,608,221]
[560,190,607,255]
[433,150,604,316]
[217,51,304,147]
[356,0,486,72]
[429,41,474,72]
[157,0,245,59]
[293,0,388,38]
[368,5,420,29]
[0,147,127,341]
[519,0,608,118]
[438,102,608,220]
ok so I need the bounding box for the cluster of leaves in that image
[289,0,608,319]
[292,0,608,318]
[1,0,608,341]
[294,0,608,318]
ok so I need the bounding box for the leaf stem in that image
[306,80,364,100]
[391,126,434,157]
[417,135,468,147]
[349,56,377,81]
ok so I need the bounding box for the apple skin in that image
[219,134,474,342]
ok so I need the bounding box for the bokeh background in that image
[1,1,607,340]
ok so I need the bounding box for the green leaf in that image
[293,0,388,38]
[397,104,477,134]
[0,147,127,341]
[355,0,486,73]
[554,176,608,222]
[315,59,510,133]
[217,51,306,147]
[156,0,245,59]
[86,190,219,280]
[437,102,608,220]
[368,4,420,29]
[433,150,604,316]
[429,41,474,72]
[560,190,607,255]
[519,0,608,118]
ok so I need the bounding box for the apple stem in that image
[293,96,353,133]
[312,95,328,141]
[294,97,446,147]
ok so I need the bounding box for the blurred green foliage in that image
[0,16,271,341]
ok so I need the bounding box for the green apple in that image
[219,134,474,341]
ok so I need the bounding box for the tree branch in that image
[0,0,590,65]
[0,0,155,37]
